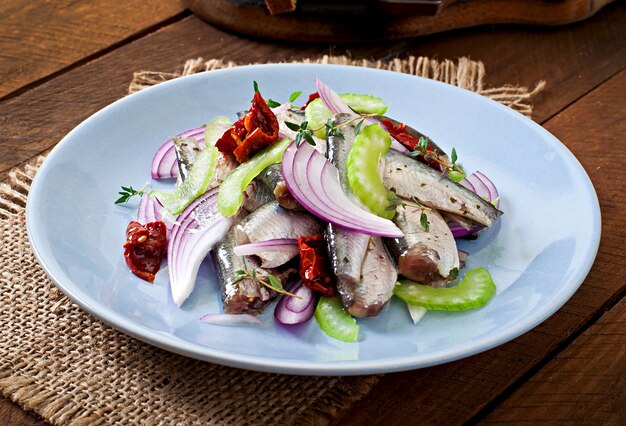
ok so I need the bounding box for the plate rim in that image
[25,63,601,375]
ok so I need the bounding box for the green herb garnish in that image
[234,257,300,298]
[267,98,281,108]
[289,91,302,103]
[420,212,430,231]
[115,184,147,204]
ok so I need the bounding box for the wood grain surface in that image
[1,1,625,424]
[188,0,616,42]
[0,0,185,99]
[1,3,625,175]
[481,299,626,424]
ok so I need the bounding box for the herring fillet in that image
[384,149,502,227]
[212,223,298,314]
[386,205,459,287]
[242,179,274,212]
[326,113,397,317]
[258,163,303,211]
[234,201,322,268]
[349,237,397,317]
[325,114,371,288]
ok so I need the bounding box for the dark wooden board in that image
[0,0,185,99]
[0,3,625,425]
[189,0,615,42]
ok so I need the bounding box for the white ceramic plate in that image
[26,64,600,375]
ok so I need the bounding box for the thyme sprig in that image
[286,113,377,147]
[234,257,301,298]
[408,136,466,181]
[398,197,432,231]
[115,183,148,204]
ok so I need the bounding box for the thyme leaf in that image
[115,184,147,204]
[267,98,281,108]
[289,91,302,103]
[420,212,430,232]
[285,121,301,132]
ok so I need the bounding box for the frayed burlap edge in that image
[129,55,545,118]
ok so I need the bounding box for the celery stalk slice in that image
[217,137,291,217]
[304,98,332,139]
[346,123,396,219]
[304,93,389,139]
[151,146,218,215]
[394,267,496,311]
[314,296,359,342]
[339,93,389,115]
[204,115,232,148]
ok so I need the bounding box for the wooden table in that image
[1,1,625,424]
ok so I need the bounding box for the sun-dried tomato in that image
[380,118,442,170]
[300,92,320,110]
[298,234,335,298]
[123,220,167,282]
[216,91,279,163]
[215,119,247,154]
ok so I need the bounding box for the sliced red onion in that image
[407,305,427,324]
[151,127,205,179]
[282,141,403,238]
[271,102,292,115]
[137,193,175,230]
[449,171,500,237]
[460,178,476,193]
[200,313,261,325]
[315,77,409,154]
[168,188,234,306]
[274,281,318,325]
[233,238,299,257]
[474,171,500,205]
[467,173,490,201]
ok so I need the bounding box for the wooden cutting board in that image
[185,0,616,42]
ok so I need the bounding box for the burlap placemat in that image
[0,56,543,425]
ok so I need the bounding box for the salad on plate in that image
[117,78,503,342]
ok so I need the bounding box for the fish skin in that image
[325,113,371,287]
[345,236,397,318]
[325,224,371,306]
[443,211,479,231]
[234,201,322,268]
[209,153,237,189]
[386,205,459,287]
[326,113,398,316]
[242,179,274,213]
[258,163,303,211]
[384,149,502,227]
[213,221,274,314]
[212,222,298,314]
[173,136,201,182]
